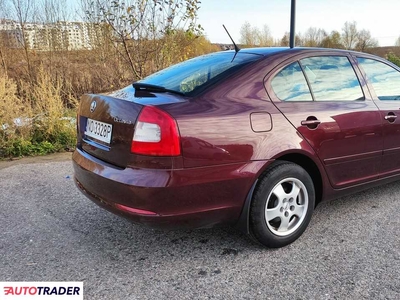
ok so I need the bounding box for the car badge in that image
[90,100,97,113]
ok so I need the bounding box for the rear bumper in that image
[73,148,270,229]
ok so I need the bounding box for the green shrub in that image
[387,52,400,67]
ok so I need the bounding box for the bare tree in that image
[0,0,7,72]
[320,30,344,49]
[82,0,202,79]
[240,22,274,47]
[40,0,75,51]
[303,27,327,47]
[239,21,256,46]
[280,32,289,47]
[342,21,358,50]
[355,29,378,52]
[10,0,37,80]
[258,24,273,46]
[280,32,302,47]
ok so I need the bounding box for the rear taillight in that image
[131,106,181,156]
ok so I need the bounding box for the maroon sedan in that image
[73,47,400,248]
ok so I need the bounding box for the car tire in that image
[250,161,315,248]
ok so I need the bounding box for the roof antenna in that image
[223,24,240,61]
[223,24,240,53]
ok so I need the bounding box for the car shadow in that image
[62,180,400,266]
[63,200,268,261]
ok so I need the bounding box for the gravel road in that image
[1,154,399,299]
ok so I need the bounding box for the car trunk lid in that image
[77,94,142,168]
[77,85,188,168]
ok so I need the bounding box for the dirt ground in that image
[0,152,72,170]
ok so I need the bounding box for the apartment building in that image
[0,19,94,50]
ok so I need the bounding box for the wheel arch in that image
[277,153,323,206]
[236,151,324,236]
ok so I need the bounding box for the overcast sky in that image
[197,0,400,46]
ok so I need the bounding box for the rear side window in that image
[271,62,313,101]
[300,56,364,101]
[357,58,400,100]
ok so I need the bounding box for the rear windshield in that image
[138,52,262,95]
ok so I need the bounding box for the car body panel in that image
[73,47,400,231]
[73,148,270,229]
[264,50,383,188]
[352,53,400,178]
[162,51,316,168]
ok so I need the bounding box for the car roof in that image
[227,47,368,57]
[239,47,290,56]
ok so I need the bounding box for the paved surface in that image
[1,155,399,299]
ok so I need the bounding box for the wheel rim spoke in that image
[272,184,286,203]
[289,182,301,200]
[292,204,305,218]
[266,207,281,221]
[278,216,290,232]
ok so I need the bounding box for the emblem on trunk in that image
[90,100,97,113]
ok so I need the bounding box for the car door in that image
[355,56,400,177]
[265,53,383,189]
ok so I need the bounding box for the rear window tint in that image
[271,62,313,101]
[300,56,364,101]
[357,57,400,100]
[138,52,261,96]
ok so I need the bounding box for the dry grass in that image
[0,32,219,158]
[0,70,76,158]
[0,74,29,126]
[0,75,32,154]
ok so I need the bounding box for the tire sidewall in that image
[250,162,315,248]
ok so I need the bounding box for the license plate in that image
[85,118,113,144]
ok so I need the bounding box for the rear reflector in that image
[115,203,158,216]
[131,106,181,156]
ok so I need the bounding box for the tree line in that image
[240,21,400,52]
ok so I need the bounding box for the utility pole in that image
[290,0,296,48]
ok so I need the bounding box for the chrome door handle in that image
[301,120,321,126]
[385,114,397,122]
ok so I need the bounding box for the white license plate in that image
[85,118,113,144]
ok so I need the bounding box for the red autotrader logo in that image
[1,282,83,299]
